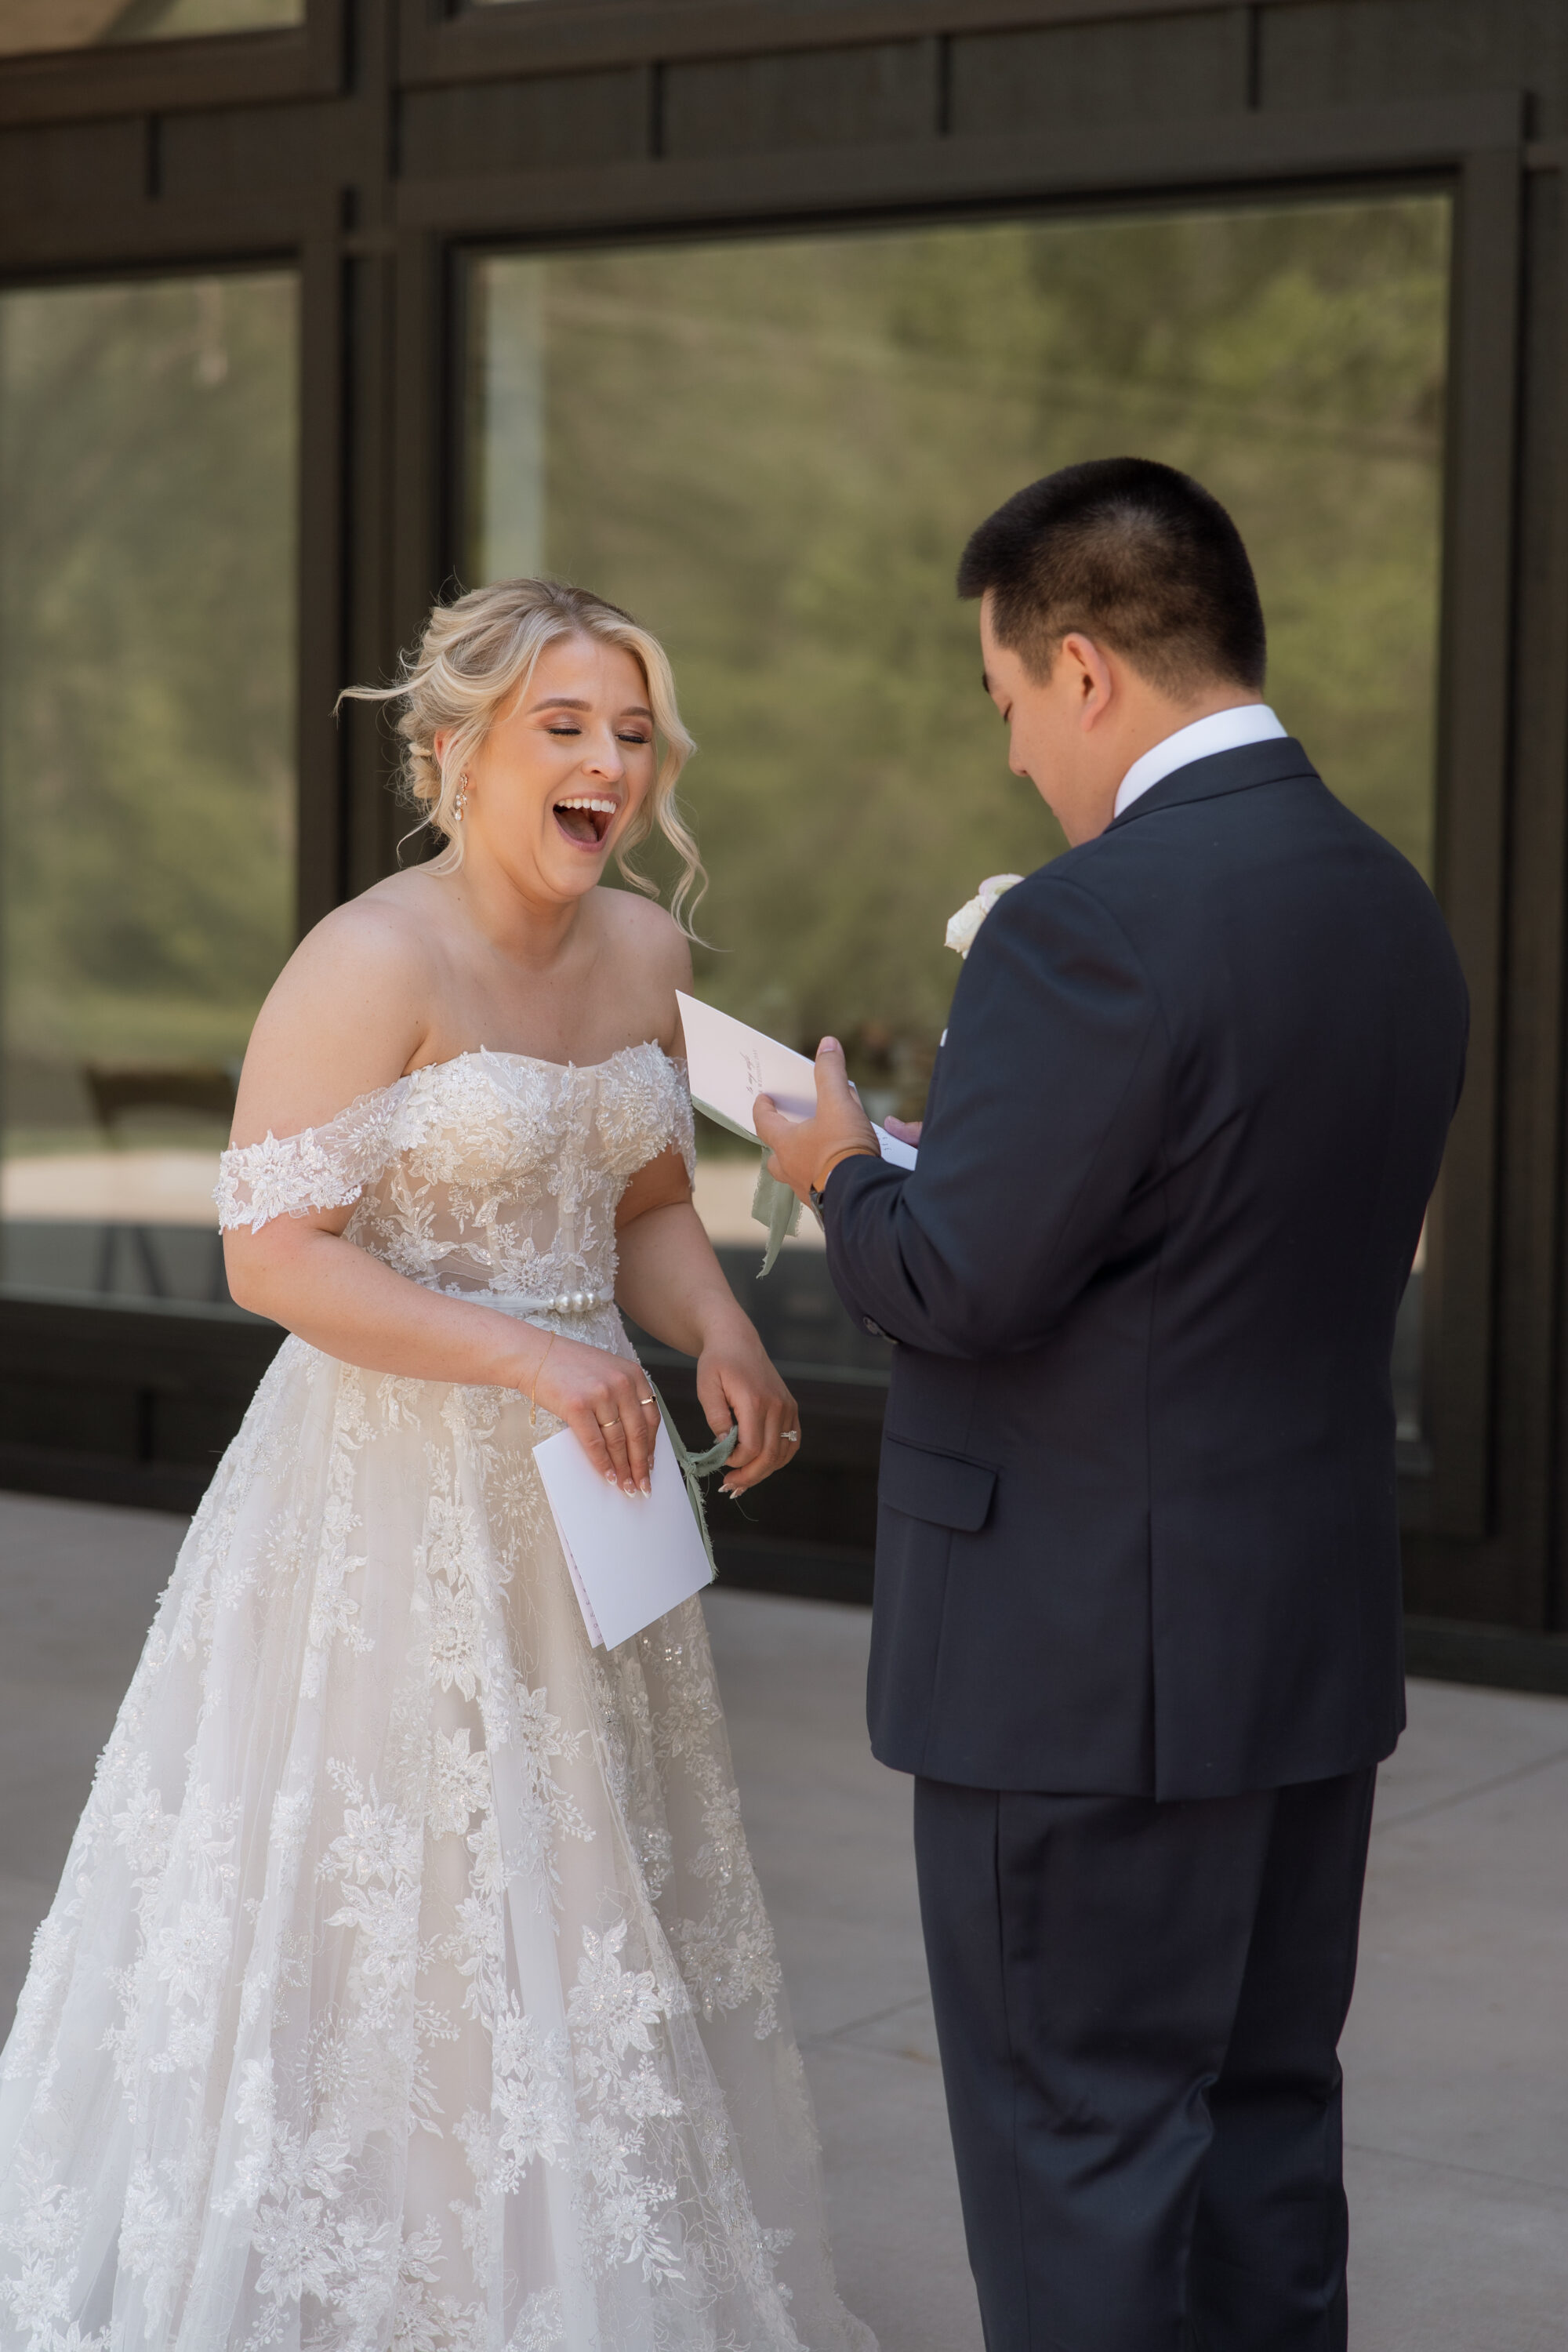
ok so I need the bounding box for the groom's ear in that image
[1058,633,1115,727]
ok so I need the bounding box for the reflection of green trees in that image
[0,1,302,55]
[0,274,296,1136]
[476,198,1446,1096]
[106,0,303,39]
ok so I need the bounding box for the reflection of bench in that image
[81,1063,238,1302]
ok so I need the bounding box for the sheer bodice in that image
[0,1047,873,2352]
[215,1041,697,1317]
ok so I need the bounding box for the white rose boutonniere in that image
[945,873,1024,958]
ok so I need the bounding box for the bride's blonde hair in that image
[341,578,705,931]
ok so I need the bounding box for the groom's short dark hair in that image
[957,458,1267,697]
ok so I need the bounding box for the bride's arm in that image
[613,1160,800,1497]
[222,902,664,1495]
[609,901,799,1496]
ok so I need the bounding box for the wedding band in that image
[637,1396,655,1406]
[783,1430,800,1443]
[599,1414,621,1430]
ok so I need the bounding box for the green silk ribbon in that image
[649,1378,739,1580]
[691,1094,802,1276]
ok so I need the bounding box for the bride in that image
[0,580,876,2352]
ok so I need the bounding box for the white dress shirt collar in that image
[1112,704,1287,821]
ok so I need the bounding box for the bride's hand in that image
[528,1333,663,1497]
[695,1319,800,1497]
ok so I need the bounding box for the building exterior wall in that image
[2,0,1567,1681]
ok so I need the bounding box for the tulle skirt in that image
[0,1326,874,2352]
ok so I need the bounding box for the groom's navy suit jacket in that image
[822,738,1468,1802]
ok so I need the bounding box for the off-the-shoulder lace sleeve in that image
[668,1057,698,1188]
[214,1082,408,1233]
[595,1047,698,1188]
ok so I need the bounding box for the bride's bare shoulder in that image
[593,889,692,1051]
[263,880,438,1040]
[231,880,438,1144]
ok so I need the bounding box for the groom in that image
[754,458,1468,2350]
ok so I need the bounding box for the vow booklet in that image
[533,1421,714,1650]
[677,991,919,1170]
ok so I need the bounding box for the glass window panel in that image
[468,200,1448,1445]
[0,0,302,55]
[0,271,298,1307]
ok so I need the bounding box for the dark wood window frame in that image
[0,2,344,127]
[0,0,1558,1666]
[401,0,1367,86]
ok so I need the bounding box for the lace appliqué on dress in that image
[215,1086,410,1234]
[212,1046,696,1267]
[0,1044,873,2352]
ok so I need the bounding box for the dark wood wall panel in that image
[0,1374,140,1462]
[160,100,326,209]
[0,118,144,227]
[0,1292,285,1515]
[662,40,938,158]
[400,69,652,180]
[1260,1,1566,133]
[949,9,1248,137]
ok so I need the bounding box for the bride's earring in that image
[452,774,470,822]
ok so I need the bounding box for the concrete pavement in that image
[0,1490,1564,2349]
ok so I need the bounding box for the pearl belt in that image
[492,1285,615,1318]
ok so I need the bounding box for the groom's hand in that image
[753,1036,880,1204]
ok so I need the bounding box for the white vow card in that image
[533,1421,714,1651]
[677,991,918,1170]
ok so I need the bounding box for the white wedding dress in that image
[0,1044,875,2352]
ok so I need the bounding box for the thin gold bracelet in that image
[528,1331,558,1432]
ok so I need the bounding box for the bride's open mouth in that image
[553,794,619,848]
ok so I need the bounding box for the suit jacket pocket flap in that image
[880,1436,996,1533]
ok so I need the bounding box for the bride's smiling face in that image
[445,633,657,902]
